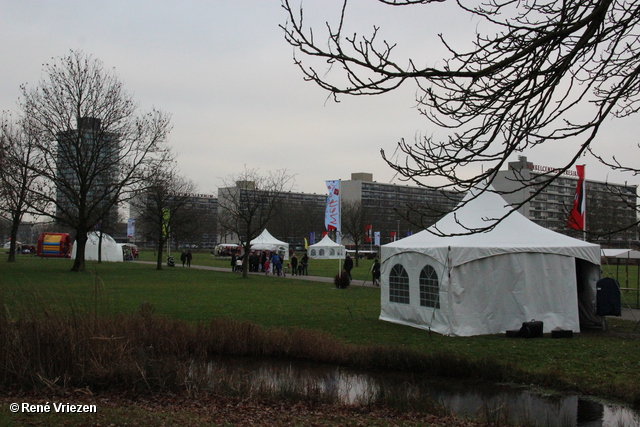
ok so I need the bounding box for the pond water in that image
[196,357,640,427]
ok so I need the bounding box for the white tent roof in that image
[601,249,640,259]
[383,186,600,266]
[250,229,289,259]
[308,235,345,259]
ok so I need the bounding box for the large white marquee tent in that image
[250,229,289,260]
[380,186,602,337]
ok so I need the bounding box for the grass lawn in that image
[2,255,640,406]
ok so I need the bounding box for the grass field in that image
[2,254,640,408]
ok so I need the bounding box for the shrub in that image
[334,271,350,289]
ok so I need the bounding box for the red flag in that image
[567,165,585,230]
[390,231,397,242]
[365,225,372,243]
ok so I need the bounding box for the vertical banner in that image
[162,209,170,237]
[127,219,135,238]
[374,231,381,247]
[304,237,309,250]
[309,231,316,246]
[390,231,397,242]
[406,230,412,237]
[365,225,372,243]
[325,180,340,232]
[567,165,586,231]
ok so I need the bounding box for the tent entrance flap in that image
[576,258,604,329]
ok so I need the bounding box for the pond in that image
[192,357,640,427]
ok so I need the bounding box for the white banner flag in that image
[127,218,135,238]
[325,180,340,232]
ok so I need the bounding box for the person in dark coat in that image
[301,253,309,275]
[290,253,298,276]
[186,250,192,267]
[371,258,381,286]
[180,250,187,267]
[344,254,354,280]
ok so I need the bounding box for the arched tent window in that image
[420,265,440,309]
[310,249,316,256]
[329,249,335,256]
[319,249,325,256]
[389,264,410,304]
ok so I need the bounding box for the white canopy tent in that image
[71,232,124,262]
[308,235,345,259]
[380,186,602,337]
[250,229,289,260]
[601,249,640,259]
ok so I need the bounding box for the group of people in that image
[226,249,382,285]
[230,250,310,276]
[180,249,193,267]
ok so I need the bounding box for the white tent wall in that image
[71,232,123,262]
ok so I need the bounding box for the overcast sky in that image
[2,0,639,197]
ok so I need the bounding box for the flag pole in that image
[583,165,587,242]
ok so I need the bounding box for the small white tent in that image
[250,229,289,260]
[71,232,124,262]
[308,235,345,259]
[380,186,602,337]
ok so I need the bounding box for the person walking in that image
[180,250,187,267]
[344,254,354,280]
[290,253,298,276]
[371,258,381,286]
[301,253,309,275]
[186,250,192,267]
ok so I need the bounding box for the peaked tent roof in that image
[250,229,286,247]
[383,186,600,266]
[309,234,343,248]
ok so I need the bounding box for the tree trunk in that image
[7,215,21,263]
[156,239,165,270]
[242,242,251,278]
[98,231,103,263]
[71,232,88,272]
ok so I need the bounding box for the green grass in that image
[2,255,640,406]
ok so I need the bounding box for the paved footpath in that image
[133,261,380,288]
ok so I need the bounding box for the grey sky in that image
[2,0,639,197]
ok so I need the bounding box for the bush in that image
[334,271,350,289]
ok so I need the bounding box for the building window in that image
[419,265,440,308]
[389,264,410,304]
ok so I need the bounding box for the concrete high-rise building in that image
[55,117,120,228]
[492,156,638,246]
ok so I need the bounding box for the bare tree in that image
[0,114,47,262]
[131,159,198,270]
[218,168,295,278]
[341,201,371,266]
[281,0,640,235]
[17,50,172,271]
